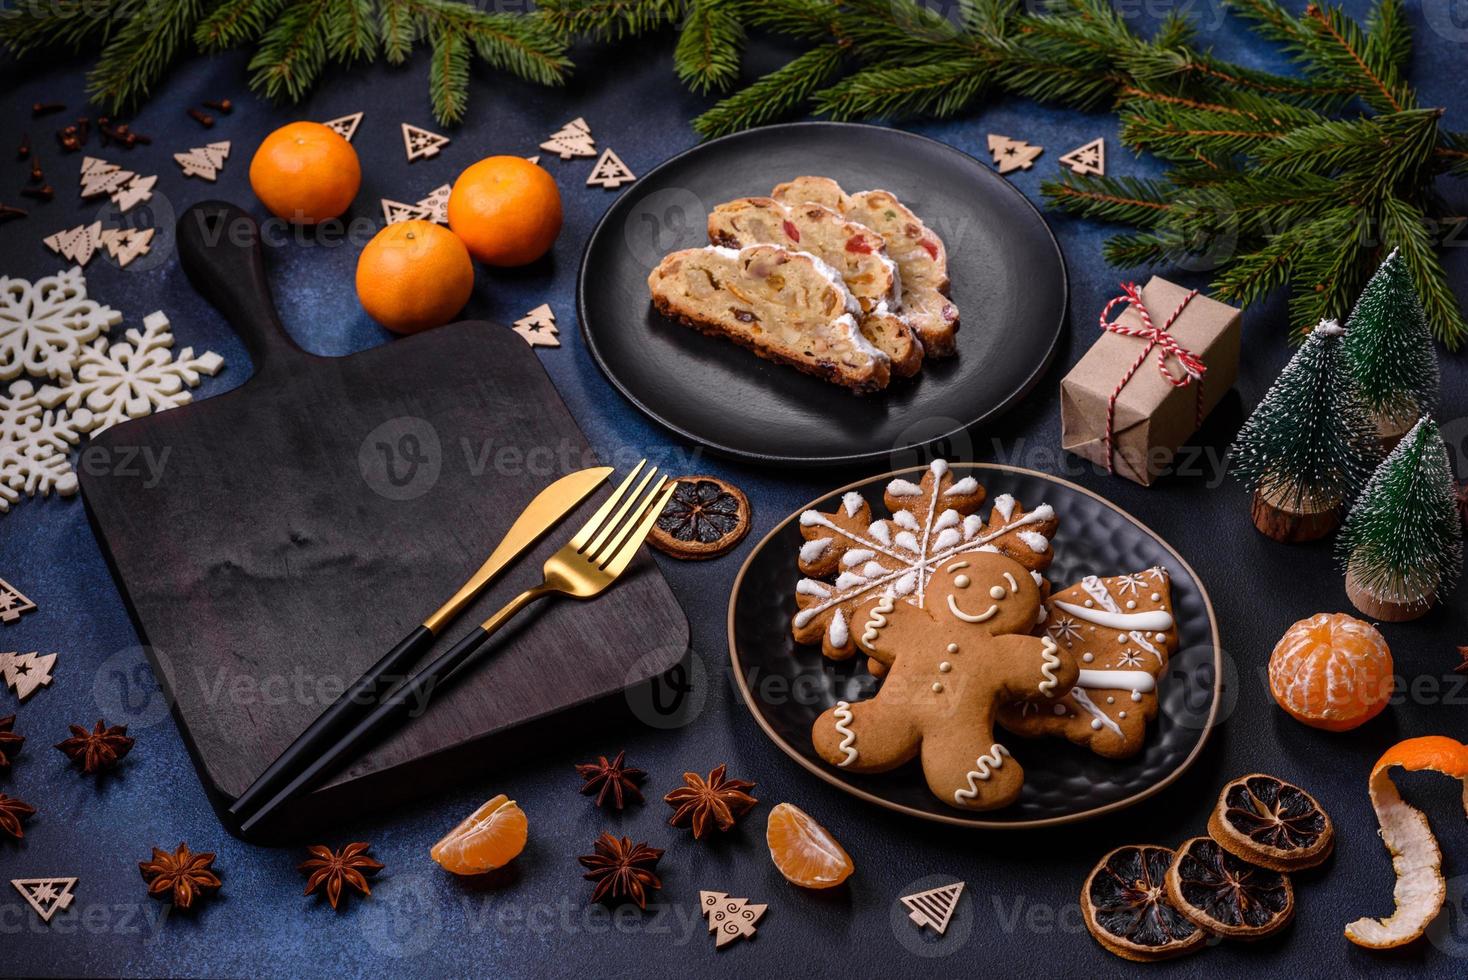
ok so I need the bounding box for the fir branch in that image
[87,0,206,112]
[248,0,333,103]
[196,0,284,50]
[538,0,684,39]
[378,0,415,62]
[1041,175,1176,228]
[1209,208,1358,312]
[814,60,991,120]
[327,0,377,62]
[0,0,127,56]
[409,0,570,88]
[693,43,844,139]
[1364,0,1410,80]
[675,0,744,95]
[1379,196,1467,349]
[729,0,841,41]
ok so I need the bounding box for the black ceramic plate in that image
[577,122,1067,466]
[728,463,1221,828]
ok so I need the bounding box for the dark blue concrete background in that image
[3,2,1468,976]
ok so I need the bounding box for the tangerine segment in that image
[430,794,527,875]
[447,156,562,267]
[1268,612,1393,731]
[248,121,361,224]
[765,802,853,889]
[1346,736,1468,949]
[1081,844,1205,962]
[355,220,474,334]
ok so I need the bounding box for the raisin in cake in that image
[647,244,892,393]
[772,177,959,356]
[708,197,923,377]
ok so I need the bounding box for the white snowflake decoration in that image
[0,267,122,381]
[1114,573,1147,595]
[793,460,1057,651]
[0,380,92,513]
[1048,614,1084,643]
[37,311,224,435]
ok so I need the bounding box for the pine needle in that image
[693,44,843,139]
[674,0,744,94]
[87,0,207,112]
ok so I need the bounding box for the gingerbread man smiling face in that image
[813,550,1079,812]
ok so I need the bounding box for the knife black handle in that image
[228,624,435,820]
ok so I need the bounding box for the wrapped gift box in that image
[1061,277,1241,486]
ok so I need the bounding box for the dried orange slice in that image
[1346,735,1468,949]
[430,794,527,875]
[1081,844,1206,962]
[1165,836,1293,939]
[765,802,853,888]
[1268,613,1393,731]
[1208,774,1334,871]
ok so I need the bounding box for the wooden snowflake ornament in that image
[901,881,965,935]
[587,148,635,190]
[1058,138,1105,176]
[0,267,121,380]
[321,112,363,141]
[12,878,77,923]
[37,311,224,435]
[701,891,766,948]
[0,380,91,513]
[512,304,559,348]
[987,134,1043,174]
[402,123,449,162]
[174,142,231,181]
[1,651,57,700]
[0,578,36,624]
[539,118,595,160]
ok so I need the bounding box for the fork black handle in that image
[227,625,434,819]
[237,588,549,835]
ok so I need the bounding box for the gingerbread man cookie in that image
[792,459,1058,667]
[997,567,1178,758]
[812,551,1079,811]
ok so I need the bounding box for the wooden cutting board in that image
[79,202,688,838]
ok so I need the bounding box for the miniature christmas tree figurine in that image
[1342,248,1440,445]
[1231,320,1381,542]
[1338,416,1463,622]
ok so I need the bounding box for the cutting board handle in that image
[177,201,303,367]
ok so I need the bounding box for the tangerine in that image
[430,794,527,875]
[248,121,361,224]
[765,802,853,888]
[355,220,474,334]
[1268,612,1393,732]
[447,156,562,266]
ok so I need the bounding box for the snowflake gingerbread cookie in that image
[792,459,1059,671]
[998,568,1177,758]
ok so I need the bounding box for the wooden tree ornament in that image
[381,199,433,225]
[174,142,231,181]
[700,891,766,948]
[402,123,449,162]
[12,878,77,923]
[322,111,363,141]
[1058,137,1105,176]
[0,577,36,624]
[987,134,1043,174]
[901,881,965,935]
[43,222,105,266]
[512,304,559,348]
[539,117,595,160]
[587,148,635,189]
[78,157,154,211]
[1,651,57,700]
[99,227,155,268]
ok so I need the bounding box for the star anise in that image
[299,841,383,909]
[575,750,645,810]
[663,764,757,839]
[578,833,663,908]
[0,792,36,839]
[139,843,221,909]
[0,715,23,769]
[55,719,134,774]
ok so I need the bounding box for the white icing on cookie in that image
[1018,530,1050,554]
[841,491,864,517]
[947,594,998,622]
[954,745,1011,803]
[828,609,849,648]
[799,538,831,563]
[842,549,875,566]
[1038,636,1062,696]
[1052,599,1173,633]
[832,701,858,767]
[1070,688,1124,738]
[796,578,831,597]
[888,479,923,497]
[1077,669,1157,693]
[991,494,1016,521]
[944,477,979,497]
[861,594,895,650]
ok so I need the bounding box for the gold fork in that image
[239,461,675,833]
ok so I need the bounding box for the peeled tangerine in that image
[430,794,527,875]
[1346,736,1468,949]
[1268,612,1393,731]
[766,802,853,889]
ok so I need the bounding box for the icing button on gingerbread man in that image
[813,552,1079,811]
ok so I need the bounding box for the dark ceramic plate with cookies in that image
[727,462,1221,828]
[577,122,1067,466]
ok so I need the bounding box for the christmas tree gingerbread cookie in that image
[997,568,1178,758]
[811,549,1079,811]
